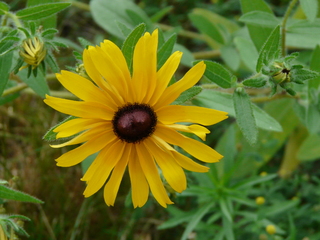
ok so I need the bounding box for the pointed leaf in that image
[0,185,43,203]
[239,11,280,28]
[234,37,259,72]
[157,34,177,69]
[43,116,76,141]
[18,68,49,98]
[300,0,318,22]
[233,88,258,145]
[173,86,202,105]
[256,25,281,72]
[16,3,71,21]
[0,2,9,15]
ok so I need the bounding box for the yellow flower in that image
[255,196,265,205]
[44,29,228,208]
[19,36,46,70]
[266,224,276,235]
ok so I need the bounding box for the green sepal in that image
[28,21,37,35]
[73,51,83,60]
[18,27,31,38]
[43,116,77,142]
[41,28,58,39]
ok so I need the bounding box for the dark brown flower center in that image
[112,103,157,143]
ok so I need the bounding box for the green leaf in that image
[234,37,259,72]
[239,11,280,28]
[220,45,240,71]
[81,153,98,175]
[43,116,76,141]
[192,90,282,132]
[116,21,132,37]
[173,44,194,67]
[287,20,320,34]
[0,185,43,203]
[150,6,173,23]
[0,2,9,15]
[300,0,318,22]
[297,134,320,161]
[157,34,177,69]
[121,23,146,74]
[16,3,71,21]
[242,76,267,88]
[219,198,233,223]
[90,0,153,40]
[264,200,299,217]
[240,0,274,51]
[173,86,202,105]
[181,202,215,240]
[233,88,258,145]
[202,60,235,88]
[290,67,319,82]
[41,28,58,39]
[189,11,225,46]
[46,53,59,73]
[18,68,49,97]
[0,52,13,96]
[256,25,281,73]
[78,37,93,49]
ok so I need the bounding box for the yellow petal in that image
[132,29,158,103]
[83,48,123,107]
[128,146,149,208]
[144,138,186,193]
[44,95,114,120]
[50,125,112,148]
[154,61,206,109]
[135,143,173,208]
[55,130,116,167]
[155,125,223,163]
[166,124,210,141]
[89,46,128,101]
[56,71,117,110]
[157,105,228,126]
[83,140,125,197]
[103,144,131,206]
[149,51,183,106]
[54,118,110,139]
[151,135,209,172]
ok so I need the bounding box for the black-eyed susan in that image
[44,29,228,208]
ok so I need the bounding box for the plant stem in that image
[70,0,90,11]
[193,50,220,59]
[281,0,299,56]
[6,12,22,28]
[1,83,28,97]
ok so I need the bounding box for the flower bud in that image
[266,224,276,235]
[255,196,265,205]
[19,36,46,70]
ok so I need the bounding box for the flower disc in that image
[112,103,157,143]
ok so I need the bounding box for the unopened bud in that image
[19,36,46,70]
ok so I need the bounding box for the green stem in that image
[6,12,23,28]
[1,83,28,97]
[281,0,299,56]
[193,50,220,59]
[70,1,90,11]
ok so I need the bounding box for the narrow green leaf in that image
[240,0,274,51]
[291,67,319,82]
[189,12,225,45]
[0,185,43,203]
[121,23,146,74]
[300,0,318,22]
[233,88,258,145]
[220,45,240,71]
[0,2,9,15]
[287,20,320,34]
[202,60,234,88]
[46,53,59,73]
[157,33,176,69]
[43,116,76,141]
[181,202,214,240]
[242,76,267,88]
[265,200,299,217]
[0,52,13,96]
[16,3,71,21]
[116,21,132,38]
[90,0,153,39]
[239,11,280,28]
[234,37,259,72]
[78,37,93,49]
[173,86,202,105]
[41,28,58,39]
[233,174,277,189]
[29,21,36,35]
[150,6,173,23]
[256,25,281,73]
[219,198,233,223]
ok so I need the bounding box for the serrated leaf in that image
[43,116,76,141]
[256,25,281,72]
[121,23,146,74]
[16,2,70,21]
[173,86,202,105]
[233,88,258,145]
[90,0,153,39]
[239,11,280,28]
[157,34,176,69]
[0,51,13,96]
[300,0,318,22]
[0,185,43,203]
[0,2,9,15]
[202,60,234,88]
